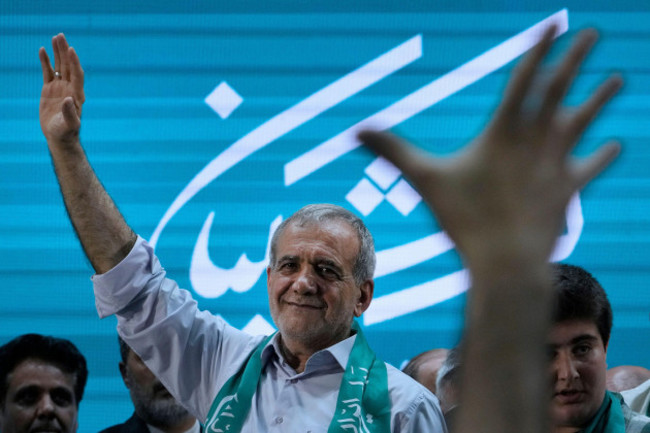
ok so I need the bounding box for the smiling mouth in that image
[286,301,324,310]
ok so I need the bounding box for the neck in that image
[278,331,354,373]
[278,336,316,373]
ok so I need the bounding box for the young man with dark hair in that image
[0,333,88,433]
[548,264,650,432]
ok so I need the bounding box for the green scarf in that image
[580,391,625,433]
[204,321,391,432]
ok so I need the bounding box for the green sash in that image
[204,321,391,432]
[580,391,626,433]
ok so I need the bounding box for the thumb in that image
[357,129,431,181]
[62,97,81,131]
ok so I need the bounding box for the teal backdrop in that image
[1,1,649,430]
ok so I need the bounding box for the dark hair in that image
[269,204,376,285]
[0,334,88,406]
[551,263,613,346]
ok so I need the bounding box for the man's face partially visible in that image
[0,359,78,433]
[267,220,372,352]
[121,351,189,427]
[548,320,608,431]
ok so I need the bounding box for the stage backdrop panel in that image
[1,1,649,430]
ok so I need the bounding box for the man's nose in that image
[36,394,56,418]
[293,268,318,294]
[555,353,579,382]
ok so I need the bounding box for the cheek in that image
[269,276,293,301]
[132,367,157,386]
[583,362,605,388]
[3,405,34,428]
[57,406,78,429]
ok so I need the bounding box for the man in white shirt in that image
[38,34,445,433]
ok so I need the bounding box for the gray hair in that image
[436,346,461,413]
[269,204,376,284]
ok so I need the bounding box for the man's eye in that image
[51,389,73,407]
[317,265,337,278]
[547,349,557,361]
[14,389,38,406]
[574,345,591,356]
[280,262,297,271]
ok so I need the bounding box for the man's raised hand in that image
[39,33,85,145]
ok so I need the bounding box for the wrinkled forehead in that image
[277,220,360,260]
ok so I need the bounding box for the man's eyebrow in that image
[547,333,599,349]
[277,255,298,263]
[13,384,41,397]
[570,334,599,345]
[15,384,40,392]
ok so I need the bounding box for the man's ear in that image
[354,280,374,317]
[119,361,130,388]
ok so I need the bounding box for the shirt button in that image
[275,416,283,424]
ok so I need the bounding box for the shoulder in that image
[617,394,650,433]
[622,379,650,414]
[385,362,439,408]
[385,363,446,432]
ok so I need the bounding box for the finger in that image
[537,29,598,124]
[52,35,61,77]
[68,47,85,104]
[572,140,620,189]
[62,97,81,131]
[357,129,432,182]
[39,47,54,83]
[57,33,71,80]
[565,74,623,146]
[498,24,557,119]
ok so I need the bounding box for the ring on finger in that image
[54,71,61,78]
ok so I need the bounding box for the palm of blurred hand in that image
[360,27,621,267]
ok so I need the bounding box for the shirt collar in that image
[260,332,357,371]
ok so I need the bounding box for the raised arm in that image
[359,26,621,433]
[40,34,136,273]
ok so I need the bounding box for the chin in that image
[553,409,592,430]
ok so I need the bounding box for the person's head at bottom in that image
[548,263,613,433]
[0,333,87,433]
[118,337,197,431]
